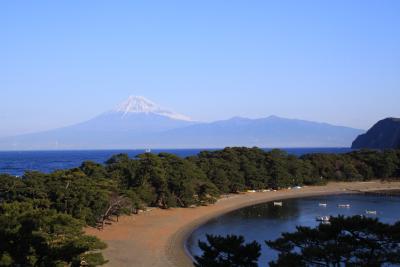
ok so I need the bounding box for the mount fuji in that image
[72,96,195,134]
[0,96,195,150]
[0,96,364,150]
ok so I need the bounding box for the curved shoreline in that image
[174,191,349,266]
[166,187,352,267]
[86,181,400,267]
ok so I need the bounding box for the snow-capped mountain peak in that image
[114,96,192,121]
[116,96,158,113]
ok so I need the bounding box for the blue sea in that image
[0,148,352,177]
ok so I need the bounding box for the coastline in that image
[86,181,400,267]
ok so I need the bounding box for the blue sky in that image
[1,0,399,137]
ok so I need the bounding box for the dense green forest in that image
[1,147,400,266]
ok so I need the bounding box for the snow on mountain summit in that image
[115,96,159,113]
[114,96,192,121]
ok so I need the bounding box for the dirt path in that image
[86,181,400,267]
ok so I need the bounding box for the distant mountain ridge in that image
[0,96,364,150]
[156,115,364,148]
[352,118,400,149]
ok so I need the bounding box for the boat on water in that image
[338,204,351,208]
[145,148,151,153]
[365,210,377,215]
[274,202,283,206]
[316,215,331,222]
[319,203,327,207]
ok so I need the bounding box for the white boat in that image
[365,210,377,215]
[145,148,151,153]
[338,204,351,208]
[274,202,283,206]
[319,203,327,207]
[316,215,330,222]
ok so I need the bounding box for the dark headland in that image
[352,117,400,149]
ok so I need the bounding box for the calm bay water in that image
[186,194,400,266]
[0,147,352,176]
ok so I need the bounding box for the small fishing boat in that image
[316,215,330,222]
[365,210,377,215]
[319,203,327,207]
[338,204,351,208]
[274,202,283,206]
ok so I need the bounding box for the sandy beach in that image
[86,181,400,267]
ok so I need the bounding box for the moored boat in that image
[365,210,377,215]
[316,215,330,222]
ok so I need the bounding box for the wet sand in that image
[86,181,400,267]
